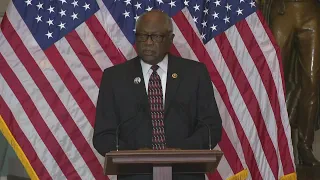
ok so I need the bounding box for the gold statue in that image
[258,0,320,166]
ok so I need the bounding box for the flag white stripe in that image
[174,8,250,178]
[171,19,244,178]
[226,18,285,178]
[181,8,273,178]
[246,13,292,178]
[0,1,295,179]
[0,74,65,179]
[246,13,289,134]
[214,145,235,180]
[205,38,273,179]
[75,23,114,71]
[55,37,99,106]
[172,20,198,61]
[246,14,295,176]
[0,32,66,179]
[54,37,105,167]
[0,30,93,179]
[10,4,105,169]
[213,84,248,175]
[95,1,137,59]
[5,5,97,179]
[225,23,279,154]
[218,156,235,179]
[181,8,201,38]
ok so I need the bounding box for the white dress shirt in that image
[140,55,168,104]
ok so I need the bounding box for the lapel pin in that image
[134,77,141,84]
[172,73,178,79]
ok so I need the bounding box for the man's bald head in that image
[136,10,173,33]
[135,10,175,65]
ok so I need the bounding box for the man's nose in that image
[146,36,154,45]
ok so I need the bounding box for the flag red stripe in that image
[172,34,244,175]
[171,44,244,174]
[0,50,79,179]
[172,11,259,178]
[219,129,244,174]
[65,30,102,86]
[1,15,106,180]
[256,11,286,94]
[215,32,278,178]
[236,18,294,173]
[169,45,181,57]
[255,11,295,174]
[44,46,96,127]
[44,46,106,179]
[0,76,51,179]
[86,15,126,66]
[207,169,223,180]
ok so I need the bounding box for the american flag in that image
[0,0,296,179]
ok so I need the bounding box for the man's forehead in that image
[137,20,168,31]
[141,10,168,19]
[136,10,171,33]
[137,25,168,32]
[140,16,166,25]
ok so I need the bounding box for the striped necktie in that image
[148,65,166,150]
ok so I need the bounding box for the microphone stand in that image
[115,103,144,151]
[201,122,212,150]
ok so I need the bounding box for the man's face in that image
[135,16,173,65]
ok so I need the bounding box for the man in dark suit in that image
[93,10,222,180]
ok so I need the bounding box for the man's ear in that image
[170,34,175,43]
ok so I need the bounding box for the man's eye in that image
[152,35,162,39]
[137,35,148,39]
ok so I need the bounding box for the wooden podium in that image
[104,150,223,180]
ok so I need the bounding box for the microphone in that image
[177,103,213,150]
[115,103,145,151]
[198,120,212,150]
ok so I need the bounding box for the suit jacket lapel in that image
[128,55,182,119]
[164,54,182,117]
[128,57,149,111]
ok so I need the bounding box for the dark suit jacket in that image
[93,54,222,180]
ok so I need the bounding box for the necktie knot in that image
[151,65,159,72]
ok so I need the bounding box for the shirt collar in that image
[140,54,168,76]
